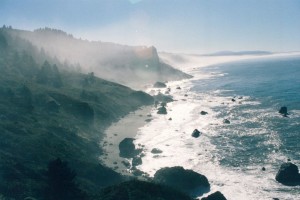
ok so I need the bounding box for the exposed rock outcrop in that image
[151,148,163,154]
[154,92,173,103]
[119,138,136,158]
[192,129,201,138]
[275,162,300,186]
[201,191,227,200]
[132,156,142,167]
[223,119,230,124]
[279,106,288,116]
[153,166,210,196]
[154,81,167,88]
[157,106,167,114]
[200,111,208,115]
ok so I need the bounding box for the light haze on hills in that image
[1,0,300,54]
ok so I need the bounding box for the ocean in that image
[135,55,300,200]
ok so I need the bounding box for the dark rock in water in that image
[154,166,210,196]
[154,92,174,103]
[200,111,208,115]
[231,98,236,102]
[132,156,142,166]
[157,106,167,114]
[223,119,230,124]
[184,94,188,97]
[275,162,300,186]
[192,129,201,138]
[273,198,279,200]
[132,168,144,176]
[161,102,167,107]
[153,81,167,88]
[279,106,288,116]
[262,167,266,171]
[168,117,172,120]
[145,118,152,122]
[201,191,227,200]
[176,86,181,89]
[151,148,163,154]
[119,138,136,158]
[287,158,291,162]
[121,160,131,168]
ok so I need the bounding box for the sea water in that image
[135,56,300,200]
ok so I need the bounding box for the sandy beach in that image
[99,105,154,175]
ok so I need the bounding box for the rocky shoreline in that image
[99,106,153,175]
[99,78,229,199]
[101,77,300,200]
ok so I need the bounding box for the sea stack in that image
[275,162,300,186]
[201,191,227,200]
[157,106,167,114]
[153,81,167,88]
[119,138,136,158]
[279,106,288,116]
[192,129,201,138]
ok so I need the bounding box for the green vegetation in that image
[0,26,203,200]
[45,158,86,200]
[7,27,192,87]
[96,180,193,200]
[0,27,154,199]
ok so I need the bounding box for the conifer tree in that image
[45,158,86,200]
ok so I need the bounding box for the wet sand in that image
[99,105,154,175]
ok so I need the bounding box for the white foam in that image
[134,59,300,199]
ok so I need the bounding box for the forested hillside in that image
[0,27,154,199]
[8,27,191,88]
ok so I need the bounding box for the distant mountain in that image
[203,50,273,56]
[7,27,191,88]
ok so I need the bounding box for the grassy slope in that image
[0,28,154,199]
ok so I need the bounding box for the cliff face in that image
[9,28,191,88]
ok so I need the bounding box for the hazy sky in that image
[1,0,300,54]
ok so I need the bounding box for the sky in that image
[0,0,300,54]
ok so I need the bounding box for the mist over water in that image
[135,56,300,200]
